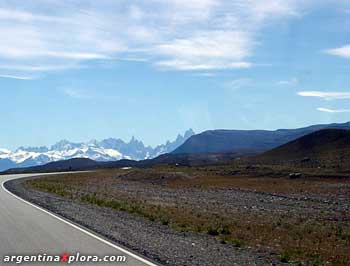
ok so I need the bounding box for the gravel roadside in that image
[4,176,282,266]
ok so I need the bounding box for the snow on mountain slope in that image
[0,129,194,171]
[0,148,11,155]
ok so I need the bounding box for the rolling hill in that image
[256,129,350,167]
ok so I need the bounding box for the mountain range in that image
[0,129,195,171]
[7,126,350,175]
[173,122,350,155]
[3,121,350,173]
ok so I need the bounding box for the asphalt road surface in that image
[0,173,158,266]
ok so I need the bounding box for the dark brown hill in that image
[256,129,350,167]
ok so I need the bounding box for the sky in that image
[1,0,350,149]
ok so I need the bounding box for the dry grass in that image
[169,174,350,196]
[26,166,350,266]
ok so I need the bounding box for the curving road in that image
[0,173,158,266]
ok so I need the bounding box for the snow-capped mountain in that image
[0,129,194,171]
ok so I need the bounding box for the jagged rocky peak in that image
[0,129,195,171]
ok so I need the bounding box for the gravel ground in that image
[5,177,283,266]
[84,175,350,222]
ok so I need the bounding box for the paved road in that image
[0,173,157,266]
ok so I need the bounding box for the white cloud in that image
[317,107,350,113]
[324,45,350,58]
[225,78,252,90]
[154,30,254,71]
[156,60,251,71]
[151,0,219,25]
[249,0,300,21]
[0,4,125,75]
[63,88,91,99]
[156,31,251,61]
[0,74,34,80]
[0,64,81,72]
[298,91,350,100]
[192,72,217,77]
[119,57,148,62]
[37,51,109,60]
[0,0,308,76]
[149,0,303,70]
[277,77,299,86]
[0,8,70,23]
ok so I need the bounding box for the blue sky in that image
[1,0,350,149]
